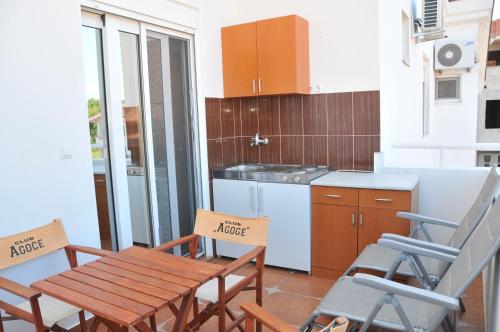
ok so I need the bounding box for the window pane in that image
[119,32,152,246]
[436,77,460,100]
[82,25,116,250]
[485,100,500,128]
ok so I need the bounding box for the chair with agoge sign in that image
[152,209,269,332]
[0,219,112,332]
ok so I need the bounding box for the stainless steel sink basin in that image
[213,164,329,184]
[225,164,266,172]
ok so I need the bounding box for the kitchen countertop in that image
[310,171,419,191]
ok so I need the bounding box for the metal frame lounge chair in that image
[0,219,112,332]
[345,166,499,289]
[301,191,500,332]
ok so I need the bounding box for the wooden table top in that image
[31,246,226,327]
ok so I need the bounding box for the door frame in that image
[81,8,204,250]
[81,10,120,251]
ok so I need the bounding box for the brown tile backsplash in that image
[303,94,328,135]
[240,97,259,136]
[353,135,380,171]
[205,98,221,139]
[258,96,281,136]
[240,136,260,164]
[220,98,235,138]
[280,95,303,135]
[328,135,354,171]
[260,136,281,164]
[304,136,328,166]
[205,91,380,177]
[281,136,304,164]
[221,138,237,166]
[353,91,380,135]
[327,92,353,136]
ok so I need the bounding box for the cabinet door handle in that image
[258,186,264,215]
[96,179,105,183]
[250,186,256,212]
[374,198,393,202]
[258,78,262,93]
[351,212,355,225]
[324,194,342,199]
[359,211,363,225]
[252,79,256,94]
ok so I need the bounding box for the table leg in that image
[89,317,101,332]
[149,315,157,332]
[173,290,197,332]
[134,321,155,332]
[78,311,87,332]
[94,316,122,332]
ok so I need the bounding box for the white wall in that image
[0,0,100,309]
[385,167,491,244]
[198,0,380,97]
[381,1,487,168]
[378,0,433,163]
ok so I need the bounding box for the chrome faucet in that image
[250,132,269,146]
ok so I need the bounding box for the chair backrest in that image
[193,209,269,246]
[0,219,69,270]
[447,166,499,248]
[428,196,500,331]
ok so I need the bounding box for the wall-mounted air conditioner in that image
[434,39,476,71]
[412,0,446,42]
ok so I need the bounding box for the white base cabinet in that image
[213,179,311,272]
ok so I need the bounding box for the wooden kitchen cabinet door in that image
[312,204,358,278]
[357,207,411,254]
[221,22,258,98]
[256,15,310,95]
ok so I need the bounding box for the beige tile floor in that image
[73,257,485,332]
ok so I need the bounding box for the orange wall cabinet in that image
[311,186,418,279]
[221,15,310,98]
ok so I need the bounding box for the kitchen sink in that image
[213,163,329,184]
[225,164,266,172]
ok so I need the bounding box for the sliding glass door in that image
[143,29,198,252]
[81,11,200,250]
[81,12,117,250]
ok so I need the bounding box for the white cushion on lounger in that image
[196,274,245,303]
[16,294,81,328]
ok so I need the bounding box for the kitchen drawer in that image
[311,186,358,206]
[359,189,411,210]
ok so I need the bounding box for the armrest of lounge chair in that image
[380,234,460,256]
[352,273,459,311]
[377,239,457,263]
[396,212,460,229]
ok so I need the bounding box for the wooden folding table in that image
[31,246,226,332]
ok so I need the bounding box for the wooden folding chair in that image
[240,302,348,332]
[0,219,112,332]
[153,209,269,332]
[240,302,349,332]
